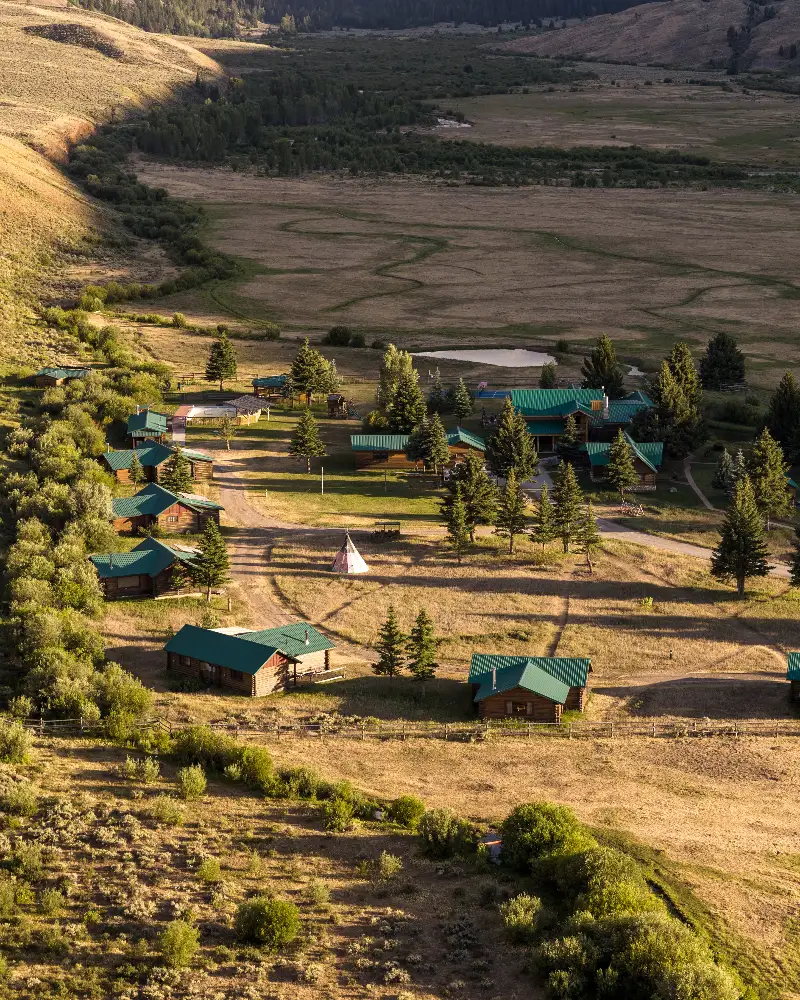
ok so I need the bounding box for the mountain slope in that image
[500,0,800,71]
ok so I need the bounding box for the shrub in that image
[12,843,44,881]
[234,895,300,950]
[7,696,33,720]
[197,857,223,884]
[388,795,426,831]
[278,765,319,799]
[418,808,477,858]
[303,879,330,906]
[554,846,663,918]
[171,726,238,770]
[139,757,161,784]
[351,331,366,348]
[323,325,352,346]
[500,802,595,871]
[375,851,403,881]
[0,880,16,917]
[159,919,200,968]
[556,339,570,354]
[2,782,39,817]
[147,795,185,827]
[172,313,187,328]
[0,720,33,763]
[177,765,207,800]
[500,893,542,943]
[238,747,273,789]
[322,795,355,833]
[38,888,64,916]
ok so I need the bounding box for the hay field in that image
[133,165,800,389]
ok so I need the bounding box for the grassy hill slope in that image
[501,0,800,71]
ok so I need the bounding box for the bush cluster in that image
[322,326,366,348]
[234,895,300,950]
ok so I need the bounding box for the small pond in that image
[414,348,556,368]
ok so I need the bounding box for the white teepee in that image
[332,531,369,574]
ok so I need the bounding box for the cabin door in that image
[199,662,220,685]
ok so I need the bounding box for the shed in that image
[226,395,265,425]
[584,434,663,490]
[127,409,170,445]
[469,653,591,714]
[111,482,223,534]
[473,661,571,723]
[90,537,200,599]
[332,531,369,574]
[787,653,800,701]
[252,374,289,399]
[101,444,213,484]
[30,366,91,388]
[164,621,336,695]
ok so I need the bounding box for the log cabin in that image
[30,366,91,388]
[90,537,200,599]
[252,374,289,399]
[584,434,663,491]
[111,483,223,534]
[164,622,336,696]
[101,444,214,484]
[469,654,592,722]
[351,428,485,469]
[787,653,800,702]
[127,409,170,445]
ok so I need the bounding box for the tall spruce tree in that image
[290,338,338,406]
[452,378,474,426]
[377,344,414,413]
[494,469,528,555]
[440,450,499,542]
[539,362,557,389]
[711,475,770,597]
[444,485,470,564]
[160,447,193,493]
[128,451,145,486]
[406,415,431,468]
[579,500,602,574]
[205,332,238,390]
[729,448,748,497]
[191,519,230,601]
[748,428,792,528]
[373,606,406,679]
[407,609,438,693]
[557,413,581,464]
[531,483,556,550]
[606,429,639,499]
[580,334,625,399]
[553,461,585,553]
[700,332,745,390]
[712,449,734,492]
[387,368,426,433]
[428,368,445,413]
[485,397,538,481]
[667,342,701,408]
[289,409,326,472]
[631,359,704,459]
[766,371,800,462]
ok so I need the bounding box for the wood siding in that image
[565,685,587,712]
[355,450,418,470]
[32,375,63,388]
[590,459,657,492]
[165,647,330,696]
[477,686,562,723]
[791,679,800,703]
[112,503,220,535]
[101,566,195,600]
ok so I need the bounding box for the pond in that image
[414,348,556,368]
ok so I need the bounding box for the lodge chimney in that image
[602,393,609,420]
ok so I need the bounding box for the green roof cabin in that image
[787,653,800,701]
[90,537,200,599]
[101,443,214,484]
[469,654,592,722]
[252,374,289,399]
[111,483,223,535]
[584,433,664,491]
[127,408,170,445]
[31,366,91,388]
[350,428,485,469]
[164,622,336,696]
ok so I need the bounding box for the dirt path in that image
[684,454,716,510]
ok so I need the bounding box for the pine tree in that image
[377,344,413,413]
[748,428,792,528]
[217,413,236,451]
[160,447,193,494]
[289,409,326,472]
[729,448,748,497]
[606,429,639,499]
[631,358,704,459]
[494,469,528,555]
[128,451,145,486]
[580,334,625,399]
[406,415,430,468]
[699,332,745,390]
[407,609,438,693]
[485,397,538,481]
[539,362,557,389]
[191,519,230,601]
[428,368,445,413]
[290,338,338,406]
[440,451,499,542]
[427,413,450,473]
[766,371,800,462]
[444,485,471,564]
[712,449,734,491]
[531,483,556,550]
[373,606,406,679]
[579,500,602,574]
[205,332,238,390]
[557,413,581,464]
[667,342,701,408]
[452,378,473,426]
[553,462,585,553]
[711,475,770,597]
[387,368,426,433]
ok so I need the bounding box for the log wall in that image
[477,686,562,723]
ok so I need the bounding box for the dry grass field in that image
[133,165,800,390]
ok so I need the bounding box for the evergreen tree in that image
[289,409,326,472]
[606,429,639,499]
[557,413,581,464]
[160,447,193,493]
[406,415,430,468]
[579,500,602,574]
[387,368,426,433]
[428,368,445,413]
[553,461,585,553]
[667,342,701,408]
[748,428,792,528]
[712,449,734,491]
[440,450,498,542]
[539,362,557,389]
[631,359,704,459]
[128,451,145,486]
[373,606,406,679]
[766,371,800,461]
[494,469,528,555]
[699,332,745,389]
[217,413,236,451]
[290,338,338,406]
[790,525,800,588]
[729,448,748,497]
[407,609,438,693]
[580,333,625,399]
[444,485,470,564]
[377,344,413,413]
[191,519,230,601]
[452,378,474,426]
[531,483,556,550]
[205,332,238,390]
[711,475,770,597]
[485,397,538,481]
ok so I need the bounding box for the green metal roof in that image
[585,433,663,473]
[351,434,410,452]
[526,420,568,437]
[90,537,199,579]
[787,653,800,680]
[102,444,212,471]
[446,428,485,451]
[127,410,169,435]
[469,653,591,688]
[511,389,603,417]
[164,621,334,674]
[252,374,288,388]
[473,661,572,704]
[111,483,222,518]
[33,366,91,381]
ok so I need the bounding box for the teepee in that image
[332,531,369,575]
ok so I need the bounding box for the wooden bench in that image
[373,520,401,540]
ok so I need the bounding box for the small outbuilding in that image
[102,444,214,484]
[30,366,91,388]
[787,653,800,701]
[111,483,223,534]
[332,532,369,574]
[252,374,289,399]
[469,653,592,721]
[90,537,200,599]
[584,434,664,491]
[164,621,336,695]
[127,409,170,445]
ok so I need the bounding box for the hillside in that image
[500,0,800,71]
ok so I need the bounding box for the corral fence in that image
[18,716,800,742]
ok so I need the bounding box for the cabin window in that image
[512,701,530,716]
[229,669,243,682]
[117,575,139,589]
[182,655,191,667]
[375,451,389,462]
[505,700,513,714]
[167,515,178,523]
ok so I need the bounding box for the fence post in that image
[444,723,448,741]
[568,722,573,740]
[652,721,656,737]
[39,716,44,737]
[361,722,366,741]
